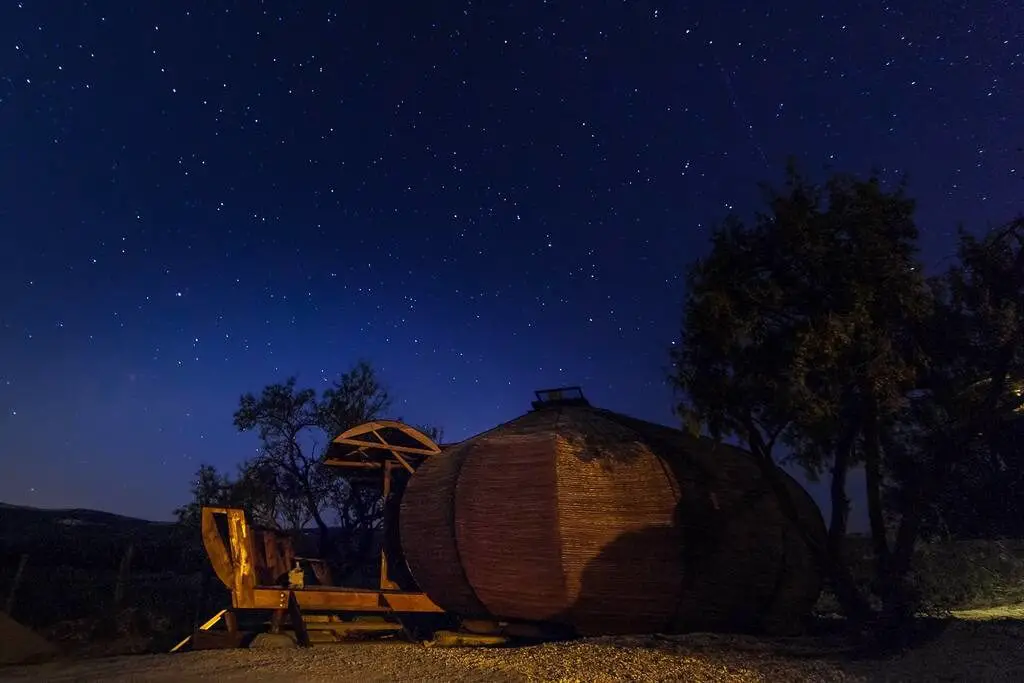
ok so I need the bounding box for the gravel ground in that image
[0,639,851,683]
[2,621,1024,683]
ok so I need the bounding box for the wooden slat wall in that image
[554,434,684,635]
[455,434,565,622]
[398,404,826,636]
[399,441,490,617]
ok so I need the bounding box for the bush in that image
[815,537,1024,615]
[911,540,1024,610]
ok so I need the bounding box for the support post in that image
[114,544,134,608]
[380,460,399,590]
[287,592,311,647]
[270,609,285,634]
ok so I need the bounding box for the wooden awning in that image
[324,420,441,474]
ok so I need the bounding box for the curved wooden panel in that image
[400,442,489,617]
[758,470,827,634]
[667,464,826,633]
[333,420,441,456]
[201,507,235,589]
[454,434,564,621]
[670,482,784,632]
[397,405,826,636]
[553,435,685,635]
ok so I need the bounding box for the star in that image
[0,0,1017,526]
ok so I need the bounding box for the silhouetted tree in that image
[173,464,233,527]
[317,361,393,437]
[893,219,1024,540]
[231,362,392,558]
[229,360,445,579]
[176,360,441,579]
[669,164,934,630]
[174,460,283,529]
[234,455,310,531]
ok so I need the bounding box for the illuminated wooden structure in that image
[324,420,443,592]
[198,507,442,615]
[400,387,826,636]
[182,387,826,650]
[177,422,447,650]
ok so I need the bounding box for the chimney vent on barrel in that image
[530,386,590,410]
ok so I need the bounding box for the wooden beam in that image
[391,450,416,474]
[366,429,418,473]
[330,439,440,458]
[335,420,440,446]
[226,509,257,609]
[169,635,193,653]
[321,459,382,469]
[332,420,441,454]
[200,509,236,589]
[428,631,509,647]
[169,609,228,653]
[381,592,445,613]
[247,588,444,613]
[251,588,380,612]
[380,462,399,590]
[198,609,228,631]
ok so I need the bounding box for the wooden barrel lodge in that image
[399,387,826,636]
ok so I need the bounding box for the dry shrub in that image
[814,537,1024,616]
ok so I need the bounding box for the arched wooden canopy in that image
[324,420,441,474]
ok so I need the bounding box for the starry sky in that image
[1,1,1020,522]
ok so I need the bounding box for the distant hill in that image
[0,503,220,634]
[0,502,163,531]
[0,502,202,573]
[0,503,365,574]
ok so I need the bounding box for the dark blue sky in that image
[1,1,1020,521]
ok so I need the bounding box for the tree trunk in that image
[286,438,333,559]
[872,429,965,649]
[743,418,872,624]
[827,419,858,559]
[886,432,961,594]
[862,402,891,577]
[825,423,874,625]
[873,470,928,645]
[308,500,332,558]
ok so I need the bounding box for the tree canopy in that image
[904,219,1024,538]
[670,162,1024,637]
[176,360,438,577]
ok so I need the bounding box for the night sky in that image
[1,2,1020,522]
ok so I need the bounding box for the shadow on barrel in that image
[558,512,822,638]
